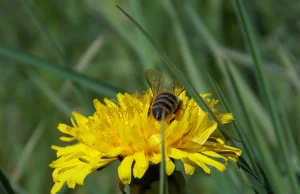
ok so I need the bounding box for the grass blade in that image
[163,0,208,90]
[226,61,287,194]
[279,108,300,170]
[0,44,121,98]
[128,0,154,70]
[93,3,155,71]
[60,35,104,114]
[232,0,300,193]
[208,74,268,194]
[23,1,102,116]
[0,169,15,194]
[73,83,94,115]
[184,4,220,54]
[23,2,66,66]
[11,120,46,184]
[277,45,300,92]
[209,74,257,168]
[27,70,72,117]
[185,3,277,145]
[185,3,296,92]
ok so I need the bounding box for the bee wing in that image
[145,69,165,95]
[169,80,185,96]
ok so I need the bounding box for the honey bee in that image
[145,69,185,120]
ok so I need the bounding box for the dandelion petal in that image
[118,155,135,184]
[133,151,149,178]
[170,148,187,159]
[188,154,211,174]
[181,159,195,175]
[165,157,175,175]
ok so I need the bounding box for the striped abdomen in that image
[151,92,181,120]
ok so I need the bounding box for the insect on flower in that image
[49,69,242,194]
[146,69,185,121]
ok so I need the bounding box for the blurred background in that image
[0,0,299,194]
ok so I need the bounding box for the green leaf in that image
[27,70,72,117]
[163,0,208,91]
[226,61,287,194]
[0,44,121,98]
[11,121,46,184]
[0,169,15,194]
[23,2,65,66]
[209,74,267,194]
[232,0,300,193]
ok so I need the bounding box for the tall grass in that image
[0,1,299,194]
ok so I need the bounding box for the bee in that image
[145,69,185,120]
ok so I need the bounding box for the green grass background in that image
[0,0,299,194]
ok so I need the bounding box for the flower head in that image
[49,90,242,194]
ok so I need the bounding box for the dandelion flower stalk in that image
[49,88,242,194]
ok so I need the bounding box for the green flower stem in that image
[160,115,166,194]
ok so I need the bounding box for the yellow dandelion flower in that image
[49,90,242,194]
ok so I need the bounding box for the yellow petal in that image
[190,153,226,172]
[117,93,127,109]
[148,134,161,146]
[70,118,77,128]
[57,124,74,135]
[170,113,190,142]
[149,153,161,164]
[200,93,212,98]
[51,157,111,194]
[215,137,225,144]
[204,141,242,156]
[79,144,101,157]
[105,147,124,157]
[97,158,116,168]
[50,157,81,168]
[51,181,64,194]
[191,121,217,145]
[169,148,187,159]
[51,145,62,151]
[201,151,227,164]
[66,165,91,188]
[119,122,146,147]
[118,155,135,184]
[164,119,179,140]
[93,99,104,111]
[59,136,76,142]
[52,168,60,181]
[72,111,88,124]
[104,98,118,108]
[181,159,195,175]
[165,157,175,175]
[188,154,211,174]
[218,113,234,124]
[53,144,82,157]
[133,151,149,178]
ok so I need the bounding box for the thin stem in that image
[160,113,166,194]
